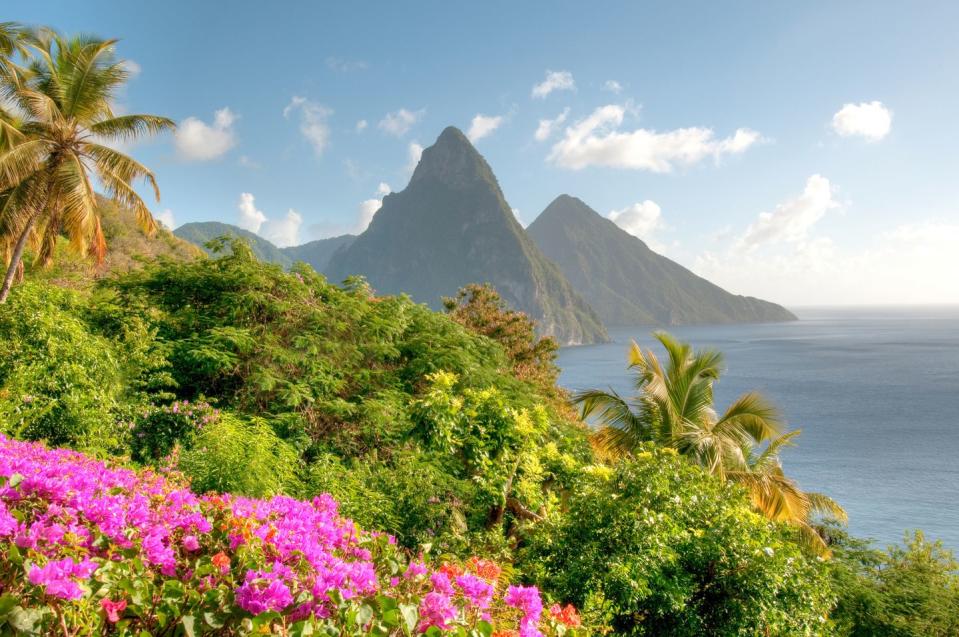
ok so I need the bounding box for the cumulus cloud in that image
[736,175,838,251]
[534,108,570,142]
[174,107,237,161]
[467,114,504,142]
[154,208,175,230]
[236,193,302,247]
[608,200,663,240]
[406,141,424,174]
[237,192,267,233]
[378,108,424,137]
[355,119,368,132]
[547,104,761,172]
[356,182,392,232]
[603,80,623,94]
[284,96,332,156]
[531,70,575,99]
[325,57,368,72]
[832,101,892,141]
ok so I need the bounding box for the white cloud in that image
[547,104,761,172]
[608,200,663,240]
[689,175,959,305]
[325,57,368,72]
[174,107,237,161]
[355,119,368,132]
[467,114,503,142]
[532,70,575,99]
[238,155,259,169]
[695,220,959,306]
[406,141,424,174]
[237,193,302,247]
[121,60,142,78]
[602,80,622,94]
[832,101,892,141]
[237,192,267,233]
[737,174,838,251]
[378,108,424,137]
[155,208,175,230]
[284,96,332,156]
[356,182,392,232]
[262,209,302,247]
[534,108,570,142]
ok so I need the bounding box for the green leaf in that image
[399,603,419,637]
[181,615,196,637]
[8,606,45,635]
[476,620,493,637]
[0,594,17,617]
[7,473,23,489]
[356,604,374,628]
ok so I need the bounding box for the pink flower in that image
[456,573,494,609]
[419,591,457,631]
[182,534,200,551]
[28,558,99,601]
[100,598,127,623]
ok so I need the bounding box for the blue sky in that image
[12,1,959,305]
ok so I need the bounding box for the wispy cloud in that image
[284,96,333,156]
[532,70,576,99]
[467,113,504,142]
[379,108,425,137]
[325,57,369,72]
[534,107,569,142]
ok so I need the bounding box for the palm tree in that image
[0,29,174,303]
[576,331,845,555]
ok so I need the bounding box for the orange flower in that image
[467,556,502,582]
[550,603,581,628]
[439,562,464,578]
[492,631,518,637]
[211,551,231,574]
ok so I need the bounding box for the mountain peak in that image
[410,125,497,188]
[539,194,597,223]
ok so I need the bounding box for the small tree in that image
[0,29,173,302]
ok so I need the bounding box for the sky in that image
[12,1,959,306]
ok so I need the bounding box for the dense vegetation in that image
[1,21,957,637]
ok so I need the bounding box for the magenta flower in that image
[28,558,99,600]
[235,569,294,615]
[456,573,494,609]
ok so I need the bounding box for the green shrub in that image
[131,399,219,462]
[828,528,959,636]
[177,413,301,498]
[0,283,127,451]
[520,446,835,636]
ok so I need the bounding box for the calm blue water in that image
[556,307,959,551]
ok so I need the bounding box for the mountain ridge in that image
[325,127,609,345]
[527,194,797,326]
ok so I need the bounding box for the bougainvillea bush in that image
[0,435,583,636]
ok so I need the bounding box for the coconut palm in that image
[0,30,174,303]
[576,331,845,554]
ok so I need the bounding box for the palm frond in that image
[89,114,175,142]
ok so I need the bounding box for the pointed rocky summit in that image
[325,128,608,345]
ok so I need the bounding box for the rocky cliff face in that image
[325,128,608,345]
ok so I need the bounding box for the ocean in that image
[556,307,959,551]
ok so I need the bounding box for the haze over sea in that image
[557,306,959,551]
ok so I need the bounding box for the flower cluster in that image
[0,435,583,635]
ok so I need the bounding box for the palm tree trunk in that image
[0,211,38,304]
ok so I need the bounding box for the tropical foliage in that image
[0,26,172,302]
[576,332,845,554]
[0,21,953,637]
[520,447,835,636]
